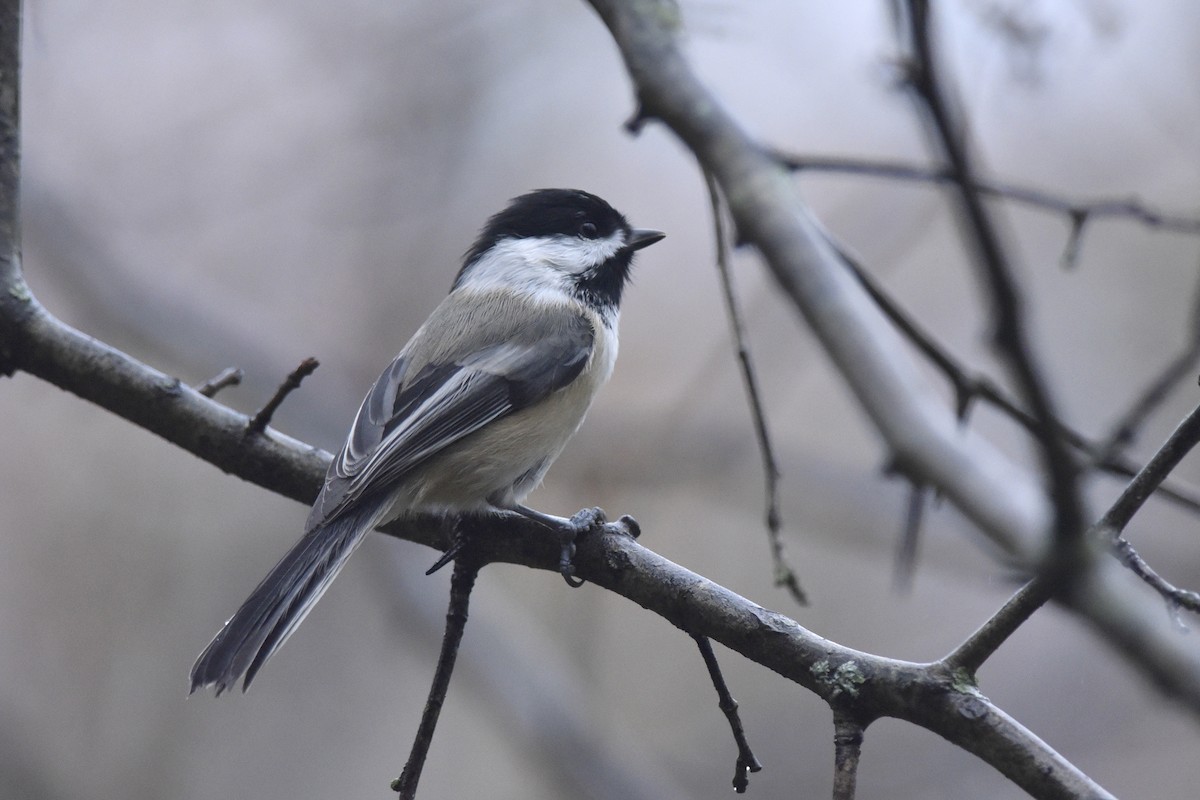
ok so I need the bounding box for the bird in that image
[189,188,664,695]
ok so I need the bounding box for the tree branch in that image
[195,366,244,398]
[393,556,481,799]
[898,0,1085,559]
[833,236,1200,515]
[570,526,1112,800]
[1,294,331,505]
[946,400,1200,674]
[0,0,20,371]
[777,152,1200,242]
[943,579,1055,674]
[246,356,320,435]
[585,0,1053,563]
[0,225,1121,800]
[583,0,1200,721]
[831,707,864,800]
[691,633,762,793]
[0,265,1117,800]
[1097,401,1200,534]
[703,170,805,604]
[0,2,1195,796]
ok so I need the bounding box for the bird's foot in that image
[556,507,608,587]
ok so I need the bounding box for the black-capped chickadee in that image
[190,188,664,695]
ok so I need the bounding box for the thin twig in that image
[1093,457,1200,514]
[833,236,1200,515]
[1097,401,1200,534]
[942,579,1055,673]
[900,0,1085,561]
[692,634,762,794]
[831,707,865,800]
[393,556,480,799]
[1112,537,1200,620]
[246,357,319,435]
[946,400,1200,672]
[776,152,1200,241]
[1094,349,1200,467]
[703,171,807,604]
[194,366,244,398]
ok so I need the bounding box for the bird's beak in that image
[627,228,666,251]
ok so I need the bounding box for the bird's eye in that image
[579,222,599,240]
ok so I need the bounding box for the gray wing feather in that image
[310,312,594,527]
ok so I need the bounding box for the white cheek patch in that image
[459,233,626,297]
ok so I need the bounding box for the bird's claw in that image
[559,534,584,588]
[559,507,607,588]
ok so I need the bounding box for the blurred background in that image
[4,0,1200,797]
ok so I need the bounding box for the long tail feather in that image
[189,499,385,695]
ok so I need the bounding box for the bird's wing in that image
[307,311,594,527]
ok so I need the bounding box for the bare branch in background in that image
[777,152,1200,252]
[897,0,1085,559]
[1092,275,1200,465]
[587,0,1200,737]
[946,400,1200,675]
[704,170,806,604]
[831,235,1200,512]
[593,3,1055,561]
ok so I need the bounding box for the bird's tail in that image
[189,498,386,695]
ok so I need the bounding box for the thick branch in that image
[380,507,1110,799]
[2,295,330,505]
[568,526,1110,800]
